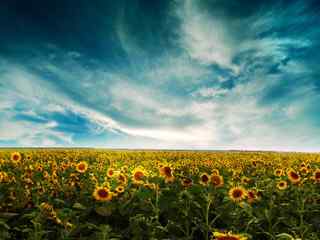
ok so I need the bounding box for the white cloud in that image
[175,0,239,72]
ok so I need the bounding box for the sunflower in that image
[212,231,248,240]
[120,165,128,173]
[300,162,307,168]
[228,186,247,202]
[115,185,125,193]
[241,176,251,185]
[199,173,210,186]
[160,166,173,178]
[118,173,128,185]
[26,154,32,161]
[93,186,112,201]
[277,180,288,190]
[247,190,257,203]
[312,169,320,183]
[210,174,224,188]
[159,165,175,183]
[76,161,88,173]
[287,169,300,184]
[181,178,193,188]
[106,168,115,178]
[299,166,309,175]
[274,168,284,177]
[11,152,21,162]
[0,171,8,183]
[36,164,43,172]
[211,169,220,176]
[165,175,175,183]
[251,159,257,167]
[144,183,157,190]
[132,167,146,184]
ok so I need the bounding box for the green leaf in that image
[276,233,294,240]
[95,206,112,217]
[72,202,86,210]
[0,220,10,230]
[0,213,19,219]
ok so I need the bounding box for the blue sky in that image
[1,0,320,151]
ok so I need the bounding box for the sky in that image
[0,0,320,151]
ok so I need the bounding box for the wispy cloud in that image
[0,0,319,150]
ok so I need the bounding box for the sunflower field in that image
[0,149,319,240]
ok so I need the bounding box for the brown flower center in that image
[134,171,144,180]
[248,191,255,198]
[211,175,222,185]
[290,171,299,179]
[78,164,86,170]
[232,189,243,198]
[163,167,172,177]
[98,189,108,198]
[201,175,209,182]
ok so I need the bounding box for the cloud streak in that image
[0,0,319,151]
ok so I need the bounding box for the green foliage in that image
[0,149,319,239]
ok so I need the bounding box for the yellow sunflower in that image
[132,167,146,184]
[241,176,251,185]
[11,152,22,162]
[287,169,300,184]
[115,185,125,193]
[76,161,88,173]
[93,186,112,201]
[312,169,320,183]
[274,168,284,177]
[299,166,309,175]
[211,169,220,176]
[210,174,224,188]
[143,183,157,190]
[118,173,128,185]
[228,186,247,202]
[181,178,193,188]
[277,180,288,190]
[106,167,115,178]
[247,190,257,203]
[26,154,32,161]
[199,173,210,186]
[160,165,174,178]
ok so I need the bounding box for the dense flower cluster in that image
[0,149,319,239]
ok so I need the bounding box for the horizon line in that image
[0,146,319,154]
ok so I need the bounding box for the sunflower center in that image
[290,172,299,179]
[201,175,209,182]
[164,167,172,176]
[232,190,243,198]
[134,171,144,180]
[97,189,109,198]
[183,178,192,185]
[13,155,19,161]
[248,192,255,198]
[211,176,221,185]
[78,164,85,170]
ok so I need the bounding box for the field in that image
[0,149,319,240]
